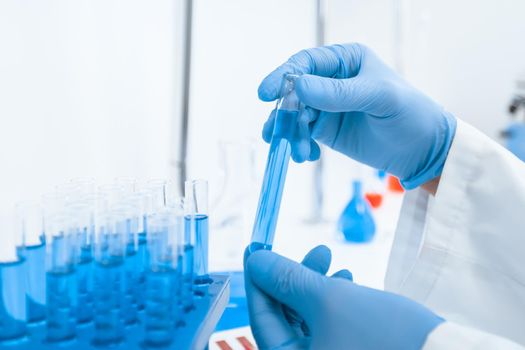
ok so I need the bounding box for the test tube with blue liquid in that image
[182,198,195,311]
[185,179,211,285]
[16,202,46,325]
[127,191,153,311]
[92,211,126,346]
[144,206,183,347]
[0,214,27,344]
[170,200,185,327]
[119,202,140,326]
[67,201,95,324]
[45,214,77,343]
[250,74,301,253]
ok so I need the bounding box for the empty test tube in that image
[45,214,77,343]
[250,74,301,253]
[0,214,27,343]
[185,179,211,285]
[146,179,169,211]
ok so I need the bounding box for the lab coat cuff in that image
[423,322,525,350]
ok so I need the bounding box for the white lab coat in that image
[385,120,525,349]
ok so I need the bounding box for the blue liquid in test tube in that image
[184,214,209,285]
[76,242,93,324]
[121,203,141,326]
[144,207,183,347]
[132,191,152,311]
[145,267,177,346]
[123,247,138,324]
[71,202,95,325]
[46,268,76,341]
[136,229,147,311]
[0,260,26,343]
[92,212,126,347]
[250,74,300,253]
[182,243,194,311]
[92,257,124,346]
[64,197,97,325]
[185,180,211,286]
[25,243,46,324]
[46,231,77,343]
[0,213,27,343]
[16,202,46,324]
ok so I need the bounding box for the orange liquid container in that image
[387,175,404,193]
[364,192,383,208]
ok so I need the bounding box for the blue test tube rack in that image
[0,274,229,350]
[0,179,229,350]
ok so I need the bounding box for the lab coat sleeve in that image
[385,119,525,345]
[423,322,525,350]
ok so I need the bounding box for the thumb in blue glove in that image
[245,247,444,350]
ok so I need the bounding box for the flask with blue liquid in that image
[338,180,376,243]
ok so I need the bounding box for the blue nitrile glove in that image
[258,43,457,189]
[244,246,444,350]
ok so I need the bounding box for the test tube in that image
[68,201,94,324]
[92,211,127,346]
[146,179,169,211]
[118,202,140,325]
[144,206,183,347]
[0,214,27,343]
[181,198,194,311]
[166,198,185,327]
[69,177,96,198]
[114,177,137,194]
[126,191,152,310]
[45,214,77,343]
[16,201,46,324]
[98,184,126,211]
[56,182,81,203]
[185,179,211,285]
[250,74,301,252]
[42,192,66,220]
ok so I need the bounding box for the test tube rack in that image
[0,274,230,350]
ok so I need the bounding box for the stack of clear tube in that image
[0,178,210,348]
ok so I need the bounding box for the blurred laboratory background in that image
[2,0,525,289]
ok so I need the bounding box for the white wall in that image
[0,0,177,211]
[402,0,525,139]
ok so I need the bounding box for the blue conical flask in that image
[338,180,376,243]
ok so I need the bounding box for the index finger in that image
[257,44,362,102]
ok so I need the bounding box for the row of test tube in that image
[0,178,210,348]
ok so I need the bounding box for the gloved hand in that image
[258,43,457,189]
[244,246,444,350]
